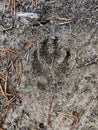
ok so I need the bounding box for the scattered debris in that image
[0,48,21,128]
[0,38,36,129]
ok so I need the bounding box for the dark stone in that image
[39,122,45,129]
[66,50,71,59]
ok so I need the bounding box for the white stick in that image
[16,12,40,19]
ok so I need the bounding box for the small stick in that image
[4,94,19,109]
[48,15,73,25]
[0,84,5,96]
[11,87,21,103]
[1,26,13,32]
[14,0,16,15]
[47,96,54,125]
[57,112,74,121]
[0,91,11,96]
[58,21,72,25]
[0,48,18,57]
[0,84,8,99]
[17,62,22,84]
[4,73,8,93]
[11,0,13,15]
[0,72,5,81]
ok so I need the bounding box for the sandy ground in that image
[0,0,98,130]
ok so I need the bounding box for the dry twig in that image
[49,15,73,25]
[71,110,84,130]
[31,0,38,8]
[57,112,74,121]
[8,0,20,15]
